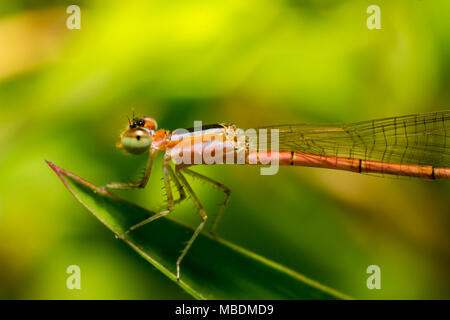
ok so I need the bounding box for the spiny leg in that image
[118,158,175,238]
[99,149,158,191]
[181,168,231,237]
[167,165,187,207]
[163,158,174,211]
[152,161,187,214]
[174,167,207,281]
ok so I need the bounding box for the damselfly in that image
[99,110,450,280]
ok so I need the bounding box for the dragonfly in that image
[99,110,450,280]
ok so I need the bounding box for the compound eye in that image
[120,129,152,155]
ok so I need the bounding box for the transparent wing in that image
[251,111,450,167]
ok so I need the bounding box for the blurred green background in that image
[0,0,449,299]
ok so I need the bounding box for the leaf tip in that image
[45,159,58,171]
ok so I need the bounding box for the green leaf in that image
[46,160,350,300]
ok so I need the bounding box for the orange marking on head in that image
[143,117,158,131]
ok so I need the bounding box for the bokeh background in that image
[0,0,449,299]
